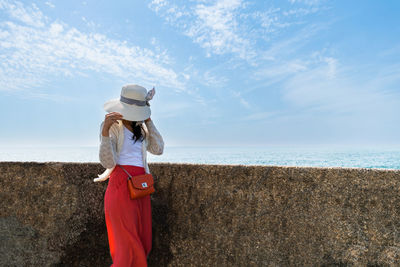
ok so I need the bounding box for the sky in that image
[0,0,399,148]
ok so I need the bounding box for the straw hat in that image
[103,84,155,121]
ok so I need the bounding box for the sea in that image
[1,145,400,170]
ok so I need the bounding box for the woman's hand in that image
[102,112,123,136]
[145,117,151,123]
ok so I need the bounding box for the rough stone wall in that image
[1,162,400,266]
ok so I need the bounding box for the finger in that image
[107,112,122,116]
[107,113,122,119]
[111,115,123,120]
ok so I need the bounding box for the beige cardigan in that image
[93,119,164,182]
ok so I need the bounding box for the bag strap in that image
[118,165,132,180]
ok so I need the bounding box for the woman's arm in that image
[145,118,164,155]
[99,121,118,168]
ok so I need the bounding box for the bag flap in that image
[129,174,154,190]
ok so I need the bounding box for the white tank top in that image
[116,125,144,167]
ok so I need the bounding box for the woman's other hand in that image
[145,117,151,123]
[102,112,123,136]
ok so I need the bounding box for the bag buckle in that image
[141,182,148,188]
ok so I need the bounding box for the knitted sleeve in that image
[99,122,118,169]
[145,120,164,155]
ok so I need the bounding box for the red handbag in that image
[118,165,155,199]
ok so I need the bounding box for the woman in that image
[94,84,164,267]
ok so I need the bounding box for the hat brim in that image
[103,98,151,121]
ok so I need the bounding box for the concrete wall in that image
[1,162,400,266]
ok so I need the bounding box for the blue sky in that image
[0,0,399,148]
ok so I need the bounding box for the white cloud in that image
[0,1,185,94]
[21,91,78,102]
[289,0,321,5]
[232,90,251,109]
[323,57,337,79]
[202,70,228,88]
[240,35,400,134]
[149,0,256,61]
[283,7,319,17]
[253,58,309,80]
[149,0,324,63]
[149,0,168,13]
[186,0,254,60]
[0,0,45,27]
[249,8,295,36]
[81,16,99,29]
[45,1,55,8]
[281,57,400,118]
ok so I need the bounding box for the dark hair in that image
[129,121,145,143]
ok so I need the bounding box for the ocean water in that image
[1,145,400,170]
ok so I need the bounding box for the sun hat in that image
[103,84,155,121]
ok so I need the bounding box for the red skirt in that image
[104,165,152,267]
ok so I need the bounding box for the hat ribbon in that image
[120,95,147,106]
[120,87,156,107]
